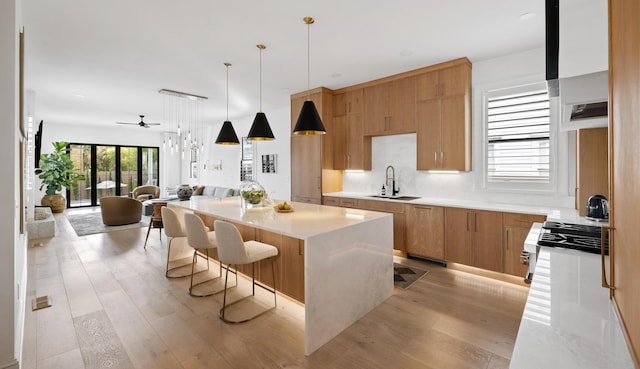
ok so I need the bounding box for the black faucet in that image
[385,165,399,197]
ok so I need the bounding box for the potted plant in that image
[38,141,84,212]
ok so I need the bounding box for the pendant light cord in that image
[257,45,265,112]
[307,19,311,101]
[225,62,230,120]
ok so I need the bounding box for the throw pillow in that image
[202,186,216,197]
[214,187,233,198]
[193,186,204,196]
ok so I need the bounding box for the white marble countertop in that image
[324,191,609,225]
[169,196,391,240]
[510,247,634,368]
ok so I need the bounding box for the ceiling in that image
[22,0,546,130]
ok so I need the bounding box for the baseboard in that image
[0,359,19,369]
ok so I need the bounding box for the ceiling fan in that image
[116,115,160,128]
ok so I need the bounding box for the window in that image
[486,83,551,183]
[240,137,254,181]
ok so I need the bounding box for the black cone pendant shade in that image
[215,62,240,145]
[215,121,239,145]
[294,17,326,135]
[293,100,325,135]
[247,44,275,141]
[248,112,274,140]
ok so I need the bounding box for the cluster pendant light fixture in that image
[159,88,207,156]
[247,44,275,141]
[215,62,240,145]
[293,17,326,135]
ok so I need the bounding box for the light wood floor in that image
[21,209,529,369]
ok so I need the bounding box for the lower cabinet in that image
[503,212,546,277]
[445,207,503,272]
[405,204,445,260]
[356,199,406,253]
[194,213,305,303]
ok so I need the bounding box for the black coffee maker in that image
[586,194,609,221]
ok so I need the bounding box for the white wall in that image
[342,48,575,208]
[198,104,291,201]
[2,0,24,367]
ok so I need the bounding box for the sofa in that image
[100,196,143,226]
[141,185,239,216]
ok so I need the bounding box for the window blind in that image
[487,88,550,182]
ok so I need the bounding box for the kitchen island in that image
[169,197,394,355]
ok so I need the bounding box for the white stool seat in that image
[214,220,278,323]
[184,213,227,297]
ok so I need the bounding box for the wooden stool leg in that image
[143,220,153,249]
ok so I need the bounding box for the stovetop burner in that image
[542,221,603,237]
[538,230,608,255]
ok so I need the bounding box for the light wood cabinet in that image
[255,229,305,303]
[416,64,470,101]
[357,199,406,253]
[416,62,471,171]
[291,88,342,204]
[609,0,640,362]
[322,196,356,208]
[576,127,609,215]
[405,204,445,260]
[445,207,503,272]
[502,212,546,277]
[363,77,416,136]
[333,89,371,170]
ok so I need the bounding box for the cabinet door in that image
[322,196,340,206]
[445,207,472,265]
[416,99,442,170]
[333,115,348,170]
[279,236,305,303]
[472,210,503,273]
[291,135,321,201]
[363,83,389,135]
[440,95,470,171]
[576,127,608,214]
[333,92,348,117]
[503,226,530,277]
[345,89,363,115]
[438,64,470,97]
[416,70,440,101]
[346,113,371,170]
[388,77,416,134]
[406,205,444,260]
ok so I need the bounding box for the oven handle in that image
[601,226,615,291]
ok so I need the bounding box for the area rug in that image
[394,263,428,289]
[66,211,148,237]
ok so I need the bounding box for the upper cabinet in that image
[363,77,416,136]
[333,89,371,170]
[416,62,472,171]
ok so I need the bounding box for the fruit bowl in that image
[273,206,294,213]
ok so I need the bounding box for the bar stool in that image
[214,220,278,324]
[184,213,227,297]
[161,207,206,278]
[144,201,166,248]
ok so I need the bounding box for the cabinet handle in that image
[299,242,304,256]
[317,176,321,190]
[348,102,351,113]
[506,228,510,250]
[466,212,470,232]
[415,206,432,210]
[434,152,438,166]
[474,213,477,232]
[601,226,615,290]
[440,152,444,166]
[347,154,351,168]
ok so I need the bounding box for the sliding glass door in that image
[68,143,159,208]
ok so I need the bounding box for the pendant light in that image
[215,62,240,145]
[293,17,326,135]
[247,44,275,140]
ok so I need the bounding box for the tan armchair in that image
[132,185,160,201]
[100,196,142,226]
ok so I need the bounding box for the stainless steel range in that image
[521,221,609,283]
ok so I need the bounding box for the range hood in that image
[546,0,609,131]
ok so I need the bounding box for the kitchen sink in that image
[368,195,421,201]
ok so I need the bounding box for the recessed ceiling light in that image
[518,12,536,21]
[400,50,413,57]
[331,73,342,78]
[75,94,85,98]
